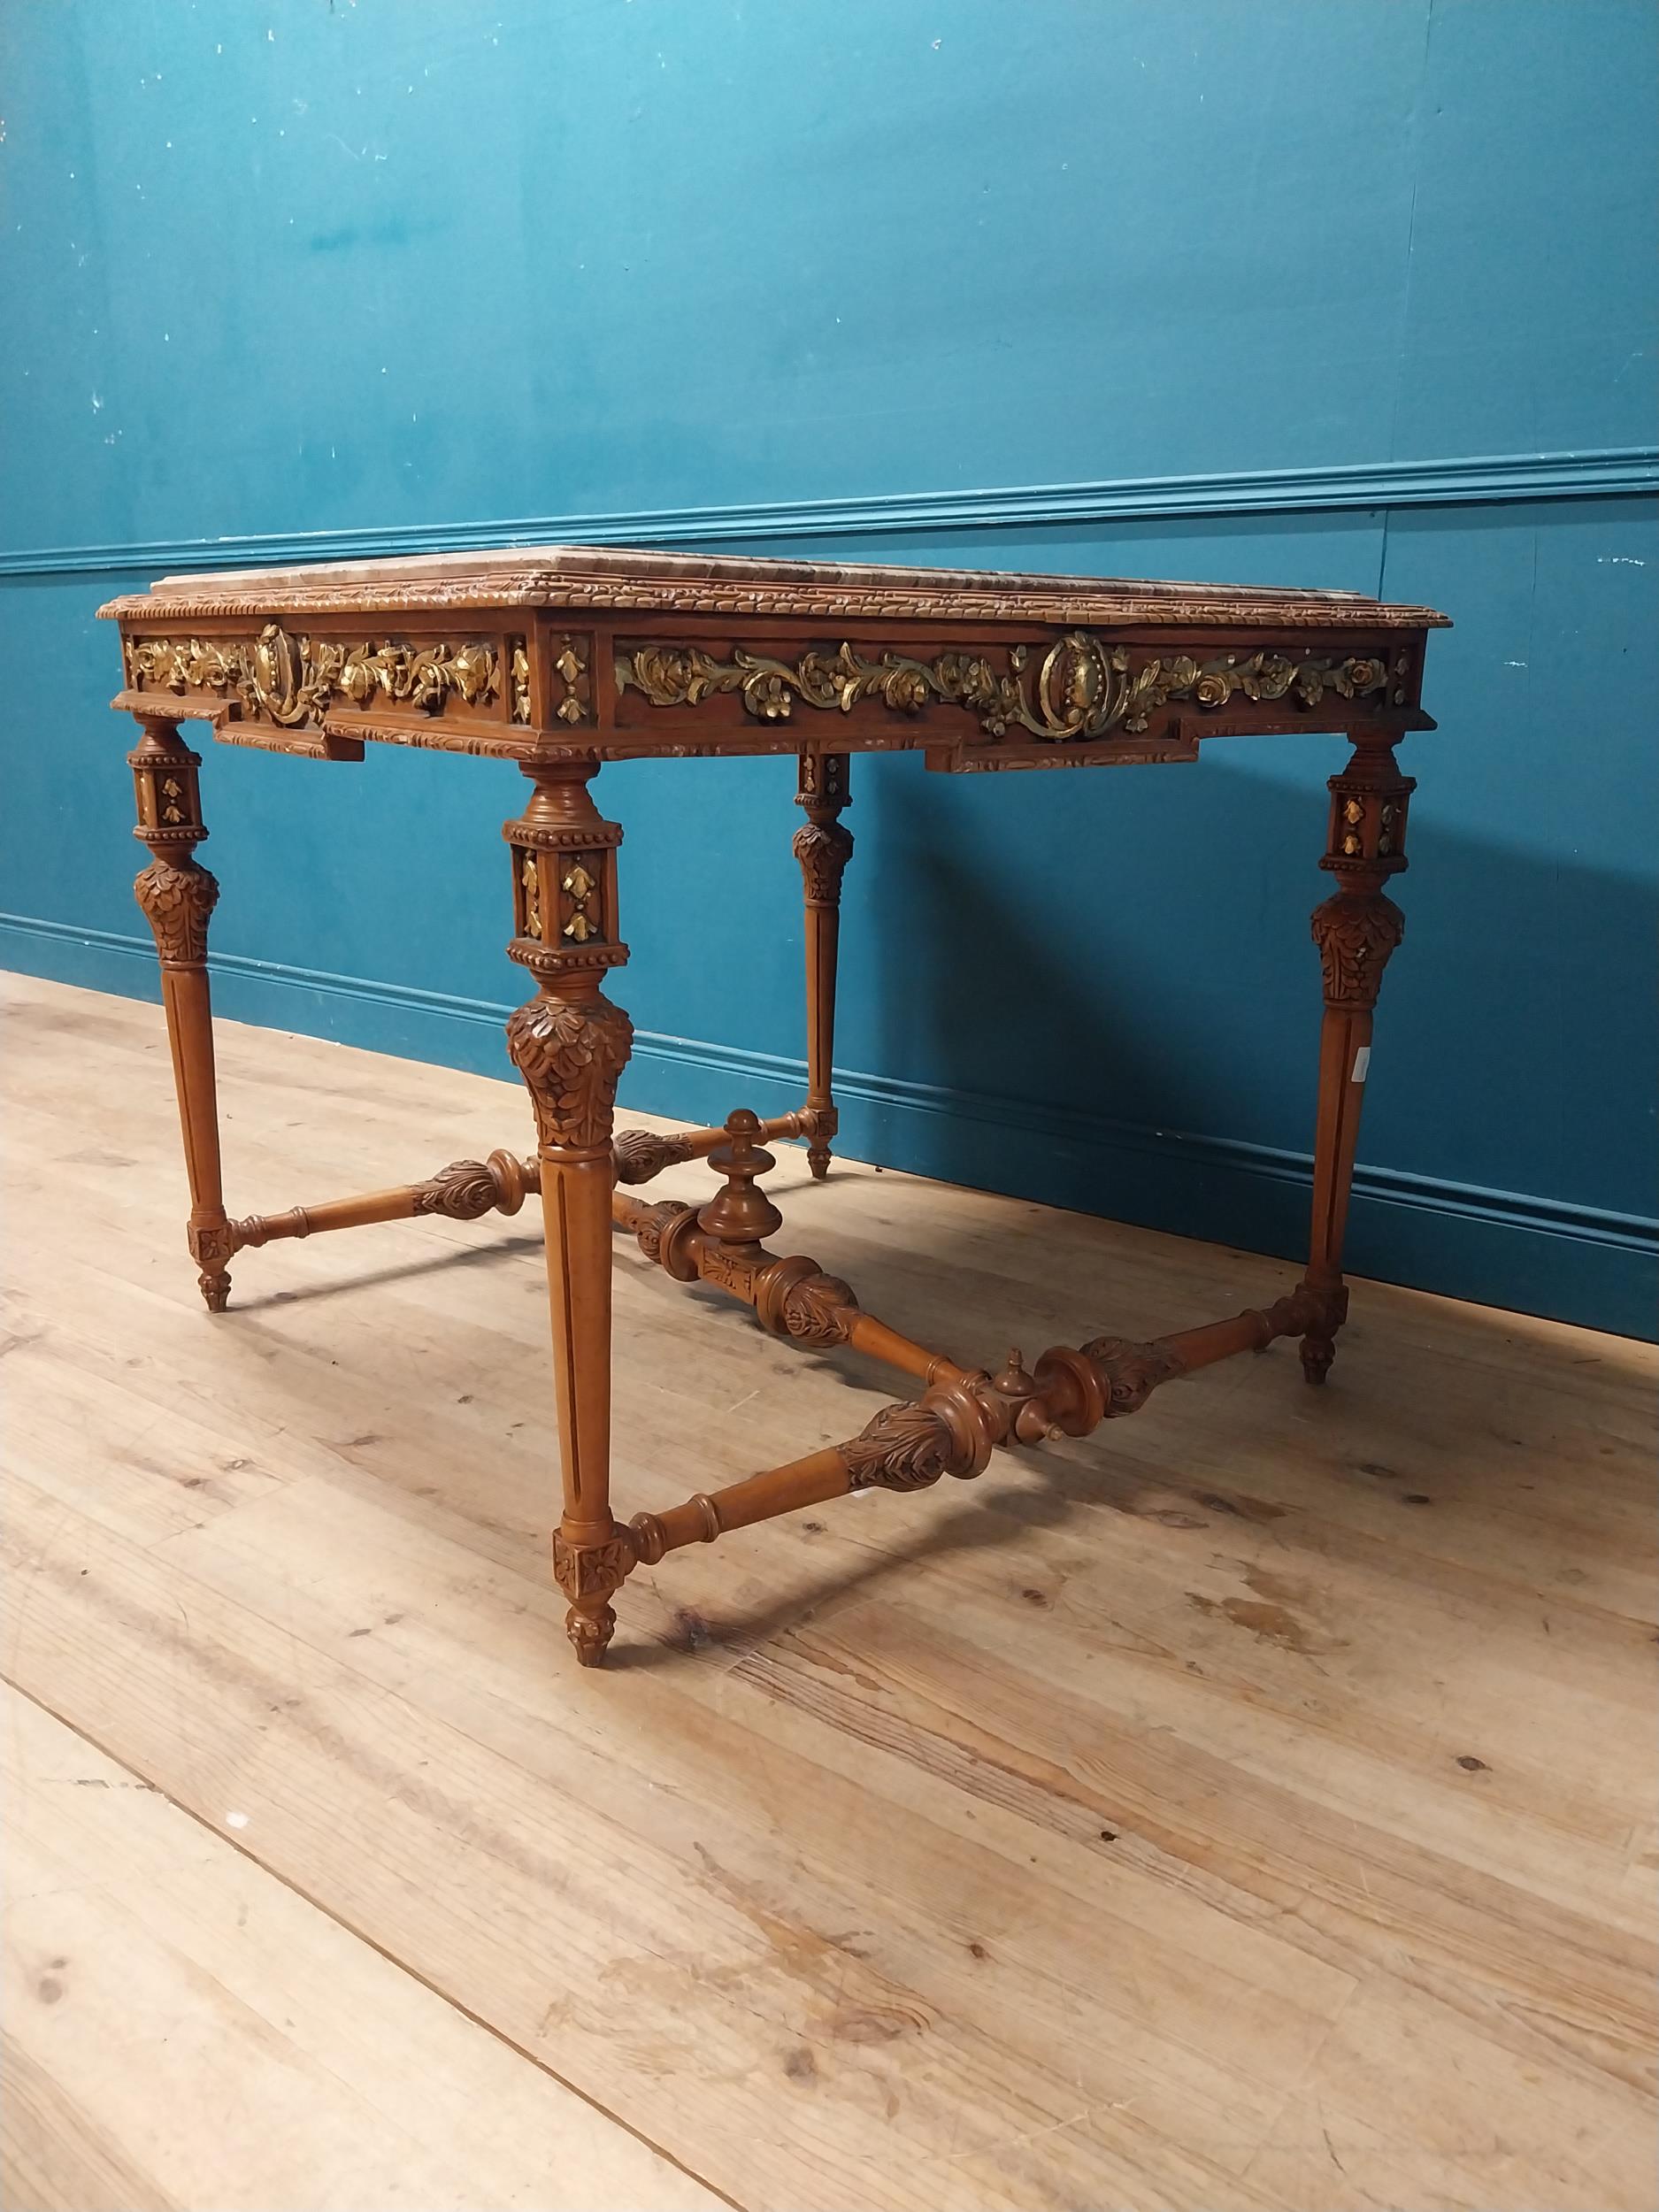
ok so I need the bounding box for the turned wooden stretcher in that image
[102,543,1446,1664]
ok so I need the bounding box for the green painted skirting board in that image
[2,446,1653,579]
[6,911,1652,1343]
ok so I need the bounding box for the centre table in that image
[101,545,1446,1664]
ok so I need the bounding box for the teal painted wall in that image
[3,1,1655,1335]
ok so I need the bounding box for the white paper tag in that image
[1351,1045,1371,1084]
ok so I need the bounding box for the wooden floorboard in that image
[2,1688,721,2212]
[2,971,1654,2212]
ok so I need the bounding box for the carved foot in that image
[551,1525,637,1670]
[802,1106,837,1184]
[565,1600,617,1666]
[188,1220,238,1315]
[1300,1334,1336,1386]
[1294,1283,1348,1386]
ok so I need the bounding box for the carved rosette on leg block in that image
[1298,735,1414,1384]
[503,759,639,1665]
[128,718,238,1310]
[550,1526,640,1668]
[794,752,853,1179]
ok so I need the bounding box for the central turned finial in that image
[697,1108,784,1249]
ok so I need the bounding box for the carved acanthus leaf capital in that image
[506,992,634,1151]
[1310,891,1405,1009]
[134,858,219,964]
[792,818,855,903]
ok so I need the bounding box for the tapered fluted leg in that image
[503,760,636,1664]
[127,717,236,1310]
[1298,734,1414,1383]
[793,752,852,1179]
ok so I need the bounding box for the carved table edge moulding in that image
[101,542,1448,1665]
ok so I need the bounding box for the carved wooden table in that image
[102,547,1446,1665]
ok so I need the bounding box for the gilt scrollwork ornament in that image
[338,635,499,712]
[128,624,499,726]
[1164,650,1388,719]
[616,635,1394,745]
[1310,892,1405,1009]
[129,636,245,699]
[506,992,634,1151]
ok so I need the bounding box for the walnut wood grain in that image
[100,543,1441,772]
[794,751,852,1178]
[228,1148,537,1251]
[628,1290,1321,1557]
[1297,736,1415,1383]
[503,760,635,1664]
[106,544,1445,1667]
[127,718,235,1311]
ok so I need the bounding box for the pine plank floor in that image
[2,970,1654,2212]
